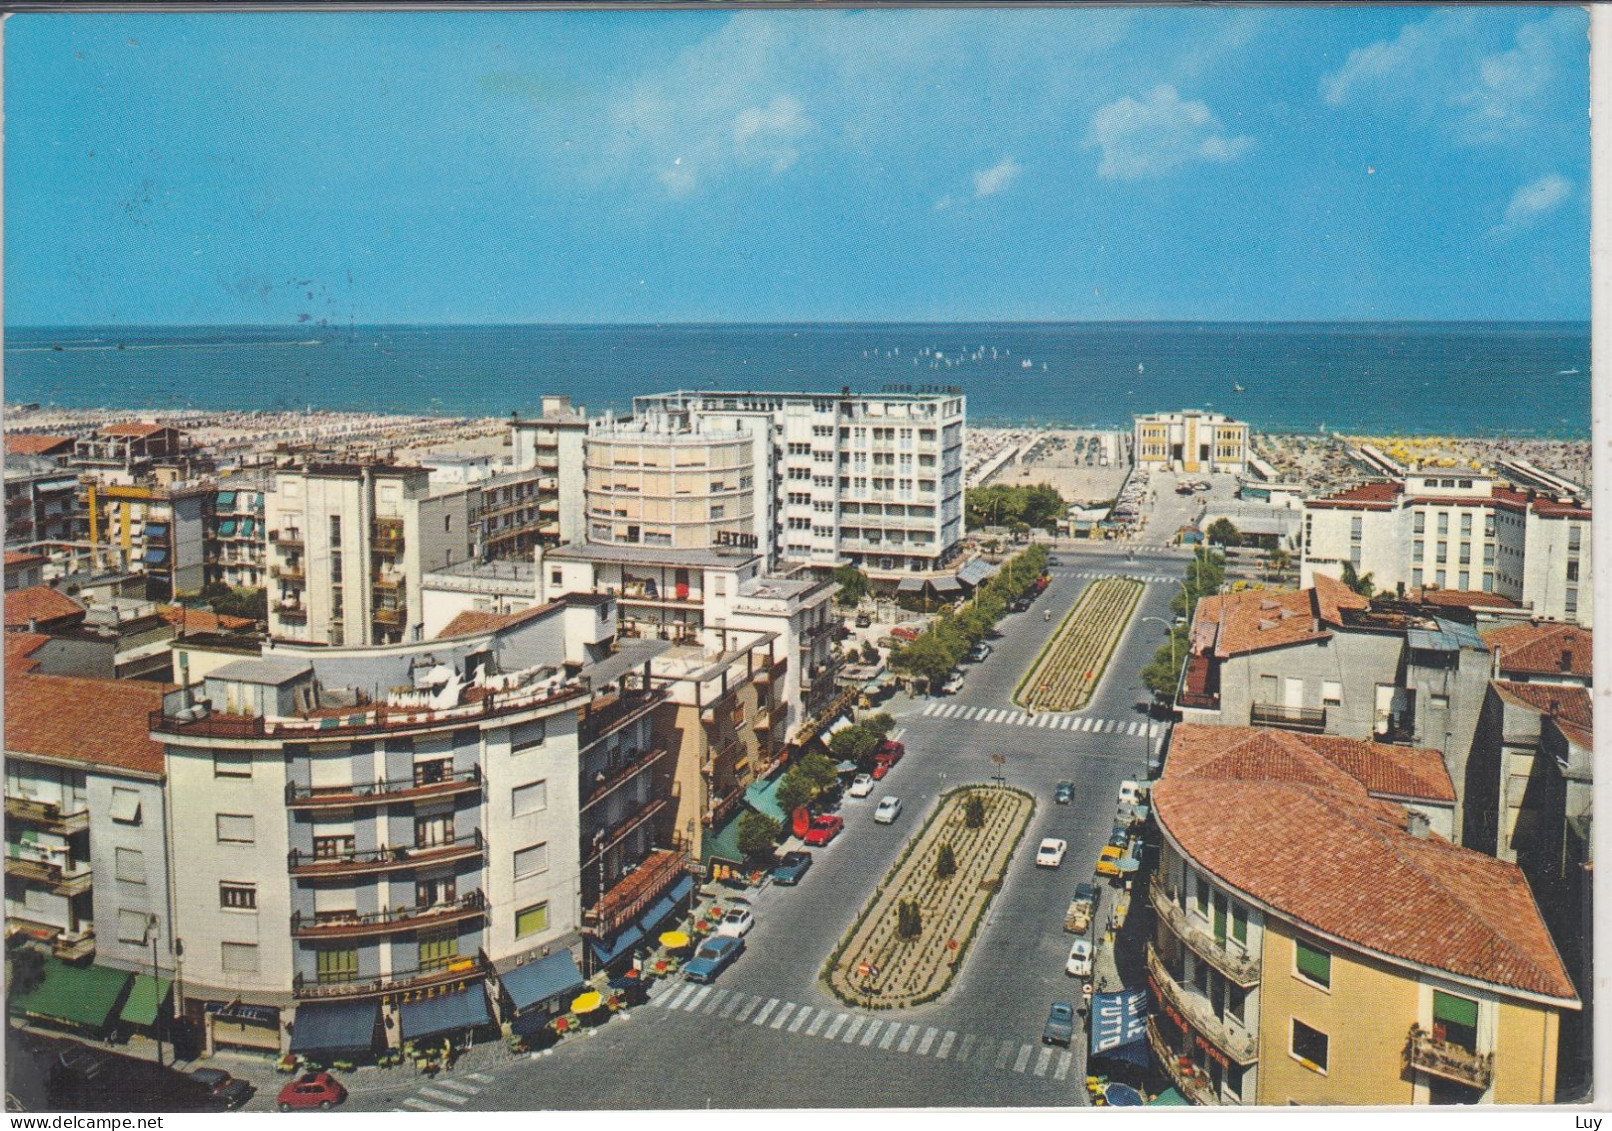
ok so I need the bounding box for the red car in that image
[277,1072,347,1112]
[871,740,905,780]
[802,814,844,847]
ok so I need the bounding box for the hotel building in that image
[1133,411,1250,475]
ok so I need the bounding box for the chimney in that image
[1407,810,1430,839]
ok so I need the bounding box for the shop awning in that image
[119,974,172,1029]
[931,575,963,597]
[502,952,585,1013]
[956,559,998,589]
[744,775,788,824]
[702,812,746,868]
[1091,988,1149,1055]
[586,923,645,966]
[826,714,853,736]
[1148,1088,1189,1106]
[895,578,924,594]
[8,958,130,1032]
[637,875,694,934]
[399,984,493,1042]
[290,998,380,1055]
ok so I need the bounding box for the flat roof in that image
[547,542,760,569]
[207,657,314,686]
[583,639,674,686]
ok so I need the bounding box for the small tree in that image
[736,812,782,860]
[833,564,871,607]
[935,842,957,880]
[1340,560,1377,598]
[1206,518,1241,548]
[861,642,879,664]
[964,794,987,829]
[8,947,45,996]
[776,770,815,817]
[897,900,923,940]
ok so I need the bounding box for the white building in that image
[1133,410,1250,475]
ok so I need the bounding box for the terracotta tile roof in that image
[98,422,170,439]
[1555,718,1594,749]
[160,605,254,634]
[1405,587,1521,610]
[1192,587,1325,658]
[1492,681,1593,733]
[435,602,555,641]
[1483,621,1592,678]
[1310,571,1370,625]
[3,433,75,456]
[1166,726,1454,804]
[5,551,47,568]
[1157,724,1576,1003]
[1306,480,1403,510]
[3,586,86,630]
[5,632,51,674]
[4,670,170,776]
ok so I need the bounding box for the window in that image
[314,834,354,859]
[216,814,255,843]
[1321,681,1342,707]
[1294,938,1331,989]
[1412,568,1424,589]
[117,909,149,944]
[1291,1019,1329,1073]
[1482,572,1494,593]
[1567,560,1580,582]
[329,514,342,547]
[1413,512,1425,534]
[1194,873,1209,916]
[1230,903,1248,945]
[1565,588,1578,618]
[1458,572,1469,590]
[512,719,546,752]
[220,882,257,910]
[416,813,453,847]
[1458,544,1471,565]
[110,787,142,825]
[1349,516,1362,540]
[221,942,260,974]
[514,842,550,879]
[1435,570,1446,588]
[115,847,146,884]
[1430,693,1450,709]
[1460,513,1472,536]
[213,750,252,778]
[1435,542,1447,563]
[1412,540,1424,560]
[1483,544,1495,566]
[516,902,550,938]
[419,930,459,972]
[550,568,563,587]
[1569,525,1582,552]
[1437,513,1449,535]
[1433,990,1479,1053]
[512,780,548,816]
[317,946,358,985]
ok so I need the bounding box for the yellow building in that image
[1133,410,1249,475]
[1148,726,1577,1105]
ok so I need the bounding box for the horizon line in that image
[6,317,1591,331]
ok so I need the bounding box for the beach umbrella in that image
[571,991,604,1014]
[659,931,691,950]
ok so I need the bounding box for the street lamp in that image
[1141,616,1177,679]
[145,914,164,1068]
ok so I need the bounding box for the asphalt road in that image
[343,546,1187,1112]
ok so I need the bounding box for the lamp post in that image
[145,914,164,1068]
[1141,616,1177,680]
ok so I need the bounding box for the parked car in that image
[967,642,992,662]
[771,850,813,886]
[941,671,965,695]
[189,1068,253,1111]
[891,625,923,642]
[1036,838,1068,868]
[1065,939,1094,978]
[1010,596,1033,613]
[855,612,873,628]
[1054,780,1074,805]
[1064,883,1098,934]
[1042,1002,1076,1046]
[1095,844,1125,878]
[847,773,876,798]
[871,740,905,779]
[802,814,845,847]
[874,796,903,824]
[1047,556,1062,567]
[716,906,755,938]
[1108,823,1131,849]
[277,1073,347,1112]
[1118,780,1148,807]
[683,935,745,984]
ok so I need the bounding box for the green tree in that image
[1267,548,1292,580]
[776,770,816,817]
[897,900,923,940]
[829,724,880,767]
[8,947,45,996]
[1340,560,1377,598]
[964,794,987,829]
[797,750,841,794]
[1206,518,1241,548]
[736,812,782,860]
[935,842,957,880]
[890,631,957,686]
[833,564,871,607]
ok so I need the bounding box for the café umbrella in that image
[659,931,691,950]
[571,991,604,1015]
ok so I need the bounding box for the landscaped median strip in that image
[1014,576,1143,712]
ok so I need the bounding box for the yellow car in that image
[1095,844,1125,878]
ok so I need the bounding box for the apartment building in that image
[1301,474,1592,626]
[509,395,590,547]
[1147,725,1576,1106]
[5,454,79,553]
[207,471,270,592]
[631,389,966,579]
[1133,411,1250,475]
[75,475,212,602]
[419,559,540,639]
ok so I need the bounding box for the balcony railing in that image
[582,797,670,868]
[276,602,308,621]
[581,747,670,813]
[1146,1017,1219,1106]
[1148,878,1261,987]
[53,930,97,962]
[1250,703,1327,732]
[5,796,91,834]
[290,890,486,940]
[5,854,93,896]
[288,829,484,877]
[271,564,305,583]
[292,953,490,1001]
[373,607,403,627]
[583,847,689,937]
[1405,1025,1494,1090]
[1146,944,1259,1064]
[285,765,482,809]
[580,690,662,748]
[271,529,304,548]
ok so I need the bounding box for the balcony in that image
[290,890,486,940]
[1148,878,1261,987]
[702,738,745,777]
[5,796,90,834]
[373,607,403,628]
[292,953,490,1001]
[271,564,305,583]
[285,765,482,810]
[1146,1016,1220,1106]
[149,708,268,740]
[288,829,484,878]
[271,529,304,548]
[1405,1025,1494,1091]
[582,797,670,868]
[5,853,93,897]
[580,690,662,748]
[1146,944,1259,1064]
[53,930,97,962]
[374,572,405,591]
[581,747,670,813]
[583,847,689,937]
[276,602,308,621]
[1250,703,1327,733]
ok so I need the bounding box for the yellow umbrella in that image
[659,930,691,949]
[571,991,604,1014]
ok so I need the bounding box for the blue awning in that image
[216,491,237,508]
[1091,988,1149,1055]
[501,951,584,1013]
[290,998,380,1055]
[399,984,493,1041]
[219,519,237,536]
[145,547,169,565]
[586,923,645,966]
[144,522,169,538]
[636,874,693,935]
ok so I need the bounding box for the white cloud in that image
[1320,9,1582,145]
[1492,174,1572,236]
[973,158,1022,198]
[1085,85,1251,180]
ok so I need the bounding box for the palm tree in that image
[1339,560,1376,598]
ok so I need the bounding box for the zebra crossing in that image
[396,1071,495,1112]
[644,983,1075,1084]
[918,701,1161,738]
[1051,569,1177,584]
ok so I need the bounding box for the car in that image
[1036,838,1068,868]
[802,814,845,847]
[189,1067,254,1111]
[847,773,876,798]
[1065,938,1094,978]
[683,935,745,984]
[941,671,965,695]
[1095,844,1125,877]
[871,740,905,779]
[874,796,903,824]
[967,642,992,662]
[1054,780,1074,805]
[771,850,813,885]
[277,1072,347,1112]
[1047,556,1062,567]
[855,612,873,628]
[1043,1002,1076,1046]
[1109,822,1131,849]
[891,625,922,642]
[716,906,755,937]
[1118,779,1148,807]
[1010,596,1032,613]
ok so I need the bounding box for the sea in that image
[2,322,1591,438]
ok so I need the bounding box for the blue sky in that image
[5,8,1590,325]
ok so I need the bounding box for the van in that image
[1118,780,1148,807]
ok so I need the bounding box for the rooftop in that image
[208,657,315,686]
[1483,621,1592,679]
[1405,587,1522,611]
[1492,681,1593,736]
[4,433,76,457]
[97,422,173,439]
[435,602,556,640]
[161,605,257,635]
[4,586,87,630]
[1156,725,1576,1004]
[5,668,170,776]
[5,551,48,569]
[547,541,760,570]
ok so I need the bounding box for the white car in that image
[715,907,755,938]
[1118,780,1148,807]
[941,671,965,695]
[1066,938,1094,978]
[1036,838,1068,868]
[874,796,903,824]
[848,774,876,799]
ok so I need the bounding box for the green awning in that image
[219,519,237,537]
[744,775,788,824]
[9,958,132,1032]
[702,811,746,867]
[1434,989,1479,1029]
[1148,1088,1189,1106]
[216,491,237,508]
[119,974,172,1029]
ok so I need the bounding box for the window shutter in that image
[1295,939,1331,986]
[1433,990,1478,1029]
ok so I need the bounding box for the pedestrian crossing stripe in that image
[402,1098,452,1112]
[770,1002,795,1029]
[432,1078,481,1095]
[418,1086,469,1105]
[788,1006,812,1033]
[842,1015,866,1043]
[752,998,779,1026]
[918,701,1162,740]
[685,985,712,1012]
